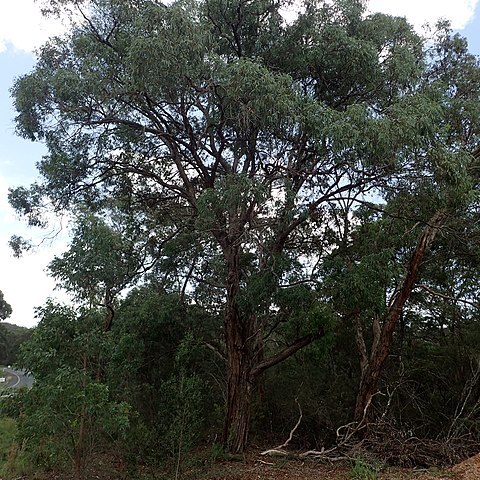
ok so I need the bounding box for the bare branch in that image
[417,284,479,309]
[260,399,303,456]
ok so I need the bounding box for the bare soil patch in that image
[201,456,455,480]
[6,450,466,480]
[452,453,480,479]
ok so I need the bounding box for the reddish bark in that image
[354,210,447,424]
[220,242,324,453]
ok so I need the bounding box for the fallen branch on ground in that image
[260,399,303,456]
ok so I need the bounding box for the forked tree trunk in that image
[222,318,325,452]
[220,243,324,453]
[354,210,447,424]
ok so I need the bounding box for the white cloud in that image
[0,0,477,54]
[0,241,59,328]
[368,0,479,30]
[0,0,67,53]
[0,175,70,328]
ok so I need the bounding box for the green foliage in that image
[350,456,382,480]
[197,174,267,232]
[107,287,220,467]
[0,323,32,365]
[0,390,26,419]
[205,442,228,463]
[220,59,297,132]
[7,0,480,463]
[17,302,131,473]
[20,302,103,378]
[48,211,148,304]
[0,417,31,479]
[0,417,17,463]
[18,375,130,469]
[127,0,211,97]
[158,370,204,478]
[109,288,193,390]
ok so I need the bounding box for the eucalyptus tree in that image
[48,209,163,330]
[319,25,480,425]
[349,26,480,423]
[10,0,475,452]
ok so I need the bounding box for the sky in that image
[0,0,480,328]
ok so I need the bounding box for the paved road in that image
[1,367,34,389]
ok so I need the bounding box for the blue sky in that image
[0,0,479,327]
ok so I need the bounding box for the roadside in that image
[0,367,33,390]
[0,366,14,390]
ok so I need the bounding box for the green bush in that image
[157,335,206,479]
[350,456,382,480]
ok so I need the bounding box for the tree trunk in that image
[354,210,447,424]
[223,346,254,453]
[221,246,256,453]
[219,240,325,453]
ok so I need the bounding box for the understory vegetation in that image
[1,0,480,478]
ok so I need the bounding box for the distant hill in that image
[2,322,31,336]
[0,322,32,365]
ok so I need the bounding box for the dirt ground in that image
[12,450,480,480]
[200,457,454,480]
[452,452,480,479]
[190,451,480,480]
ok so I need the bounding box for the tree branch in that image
[375,209,448,362]
[417,284,479,309]
[250,327,325,378]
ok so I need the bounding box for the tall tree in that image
[9,0,479,452]
[351,25,480,423]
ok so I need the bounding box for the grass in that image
[0,417,31,479]
[0,417,17,459]
[0,417,19,477]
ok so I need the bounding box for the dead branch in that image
[260,399,302,456]
[260,407,366,462]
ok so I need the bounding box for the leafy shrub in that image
[350,456,382,480]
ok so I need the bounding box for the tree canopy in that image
[7,0,480,458]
